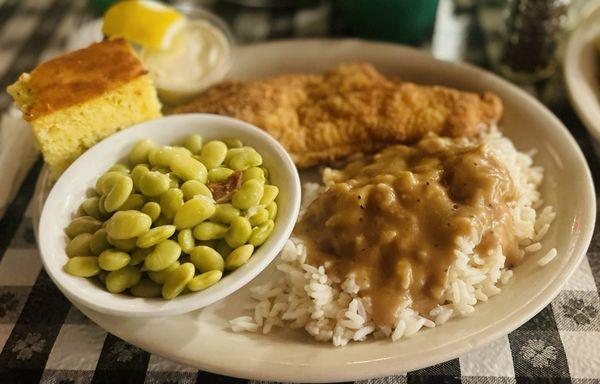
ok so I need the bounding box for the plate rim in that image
[33,38,596,382]
[564,5,600,142]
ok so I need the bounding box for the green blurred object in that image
[338,0,439,45]
[88,0,120,13]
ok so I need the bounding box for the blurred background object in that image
[90,0,440,44]
[497,0,571,83]
[337,0,439,45]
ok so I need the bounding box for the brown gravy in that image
[295,135,520,326]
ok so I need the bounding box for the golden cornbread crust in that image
[10,38,147,121]
[7,38,162,179]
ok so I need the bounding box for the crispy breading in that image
[174,63,503,167]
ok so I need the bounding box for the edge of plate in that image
[32,38,597,383]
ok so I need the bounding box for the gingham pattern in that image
[0,1,598,383]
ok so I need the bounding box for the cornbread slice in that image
[7,38,162,178]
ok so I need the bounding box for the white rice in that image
[230,130,556,346]
[538,248,558,266]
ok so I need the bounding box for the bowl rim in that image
[38,113,301,317]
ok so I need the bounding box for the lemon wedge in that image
[102,0,184,50]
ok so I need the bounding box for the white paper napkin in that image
[0,107,38,218]
[0,19,103,219]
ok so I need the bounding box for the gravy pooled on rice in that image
[295,134,522,326]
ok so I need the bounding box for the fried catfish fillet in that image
[174,63,503,167]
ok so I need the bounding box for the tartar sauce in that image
[140,18,231,104]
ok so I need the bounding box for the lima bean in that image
[210,203,240,224]
[177,228,195,254]
[170,154,207,183]
[190,246,225,272]
[181,180,212,200]
[96,171,125,194]
[225,148,244,162]
[183,134,203,154]
[148,261,179,284]
[117,193,145,211]
[136,225,176,248]
[80,197,107,220]
[144,240,181,271]
[266,201,278,220]
[224,244,254,270]
[187,270,222,291]
[259,185,279,206]
[223,138,243,149]
[208,167,234,182]
[129,139,158,165]
[231,180,264,210]
[173,197,215,229]
[249,220,275,246]
[141,201,161,222]
[162,262,195,299]
[65,216,102,238]
[199,141,228,169]
[242,167,265,184]
[131,164,150,190]
[106,266,141,293]
[249,207,269,226]
[66,233,93,258]
[148,146,176,167]
[107,236,137,252]
[159,188,184,219]
[139,171,170,197]
[103,174,133,212]
[224,216,252,248]
[193,222,228,241]
[228,148,262,171]
[105,210,152,240]
[65,256,100,277]
[98,249,131,271]
[89,228,111,256]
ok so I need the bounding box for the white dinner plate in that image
[34,39,595,382]
[565,5,600,145]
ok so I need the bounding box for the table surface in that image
[0,0,599,383]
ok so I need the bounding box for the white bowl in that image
[38,114,301,317]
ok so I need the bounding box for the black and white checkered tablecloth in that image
[0,0,598,383]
